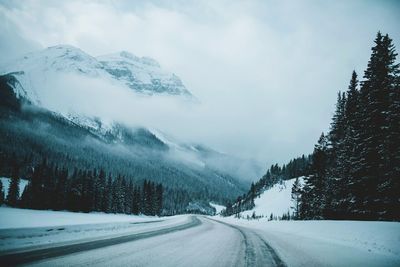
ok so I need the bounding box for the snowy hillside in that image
[210,203,225,215]
[241,177,304,218]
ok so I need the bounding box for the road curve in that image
[0,215,286,267]
[0,216,201,266]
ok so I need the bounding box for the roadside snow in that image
[214,216,400,267]
[0,207,156,229]
[0,207,189,252]
[0,177,29,198]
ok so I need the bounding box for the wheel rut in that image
[206,217,286,267]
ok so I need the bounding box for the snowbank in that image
[214,216,400,267]
[0,207,156,229]
[0,207,189,252]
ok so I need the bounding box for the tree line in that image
[297,32,399,221]
[1,158,164,216]
[223,32,399,221]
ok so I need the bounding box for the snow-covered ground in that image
[1,207,398,266]
[241,177,303,218]
[0,207,158,229]
[0,177,29,198]
[224,176,400,266]
[214,216,400,266]
[0,207,187,252]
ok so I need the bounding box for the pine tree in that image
[327,91,347,218]
[111,177,119,213]
[54,167,68,210]
[31,158,47,209]
[340,71,360,218]
[132,185,141,215]
[119,177,126,213]
[20,182,33,208]
[145,181,154,215]
[355,32,398,219]
[7,161,20,207]
[291,177,301,219]
[381,34,400,220]
[0,180,4,205]
[102,175,112,213]
[124,180,133,214]
[301,133,328,219]
[95,169,106,212]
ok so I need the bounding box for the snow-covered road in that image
[1,210,399,267]
[0,215,285,267]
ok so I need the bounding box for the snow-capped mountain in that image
[0,45,260,182]
[0,44,195,138]
[0,45,262,211]
[0,73,248,210]
[97,51,191,95]
[0,45,192,107]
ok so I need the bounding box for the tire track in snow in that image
[206,217,286,267]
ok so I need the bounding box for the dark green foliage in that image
[0,74,25,112]
[300,134,328,219]
[299,32,400,221]
[291,177,301,219]
[0,179,4,205]
[224,32,400,221]
[0,72,246,215]
[18,159,164,215]
[6,160,20,207]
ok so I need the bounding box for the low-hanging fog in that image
[0,0,399,167]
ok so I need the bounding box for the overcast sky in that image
[0,0,399,166]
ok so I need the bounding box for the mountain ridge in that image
[0,44,193,105]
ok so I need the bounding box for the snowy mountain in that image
[0,61,250,213]
[97,51,191,95]
[0,42,260,183]
[0,44,196,142]
[0,45,192,107]
[0,45,198,148]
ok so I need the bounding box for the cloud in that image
[0,0,399,166]
[0,8,41,62]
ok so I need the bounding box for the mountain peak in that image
[119,51,136,60]
[97,51,191,96]
[1,45,193,98]
[46,44,81,51]
[99,51,161,68]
